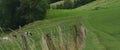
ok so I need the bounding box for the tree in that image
[0,0,49,30]
[0,0,20,30]
[17,0,49,23]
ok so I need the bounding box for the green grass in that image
[48,0,120,50]
[83,7,120,50]
[0,16,82,50]
[1,0,120,50]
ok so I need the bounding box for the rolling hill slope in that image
[0,0,120,50]
[83,7,120,50]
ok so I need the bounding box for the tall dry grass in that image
[0,25,86,50]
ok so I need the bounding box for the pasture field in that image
[0,0,120,50]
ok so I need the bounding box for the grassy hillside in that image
[0,0,120,50]
[83,7,120,50]
[47,0,120,50]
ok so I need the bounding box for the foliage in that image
[1,0,120,50]
[0,0,49,30]
[0,0,20,30]
[63,0,74,9]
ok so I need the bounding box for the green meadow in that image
[0,0,120,50]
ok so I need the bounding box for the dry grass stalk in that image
[78,25,86,50]
[0,27,4,35]
[45,33,56,50]
[73,25,80,50]
[57,26,65,50]
[41,35,49,50]
[20,33,29,50]
[18,26,29,50]
[72,25,86,50]
[68,41,75,50]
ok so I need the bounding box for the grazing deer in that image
[0,34,17,41]
[1,36,11,41]
[25,31,32,36]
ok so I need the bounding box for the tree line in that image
[51,0,95,9]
